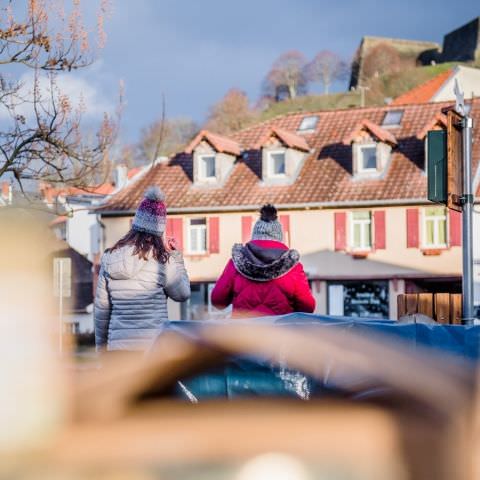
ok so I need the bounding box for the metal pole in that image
[462,114,474,325]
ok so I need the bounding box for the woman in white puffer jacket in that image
[94,187,190,351]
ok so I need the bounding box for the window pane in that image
[190,229,198,252]
[425,206,444,217]
[363,222,371,247]
[426,220,435,245]
[205,157,216,177]
[271,152,286,175]
[298,115,318,131]
[191,218,206,225]
[353,223,361,247]
[201,156,216,178]
[438,219,447,245]
[382,110,404,126]
[200,227,207,252]
[353,211,370,220]
[361,147,377,170]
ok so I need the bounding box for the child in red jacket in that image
[211,204,315,317]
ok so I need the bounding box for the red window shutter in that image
[374,210,386,249]
[166,218,173,237]
[406,209,419,248]
[166,217,183,251]
[241,216,252,244]
[449,210,462,247]
[279,215,290,245]
[334,212,347,251]
[209,217,220,253]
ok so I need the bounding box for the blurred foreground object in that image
[1,267,478,479]
[52,324,473,479]
[0,209,66,452]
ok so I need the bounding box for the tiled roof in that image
[343,119,397,146]
[254,126,310,152]
[128,166,143,179]
[99,99,480,213]
[41,183,114,203]
[391,69,453,106]
[416,113,448,140]
[184,130,241,156]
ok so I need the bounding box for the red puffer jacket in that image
[211,239,315,317]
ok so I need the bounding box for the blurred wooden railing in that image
[397,293,463,324]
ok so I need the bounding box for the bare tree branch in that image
[0,0,117,195]
[151,92,166,166]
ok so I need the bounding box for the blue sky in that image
[80,0,479,143]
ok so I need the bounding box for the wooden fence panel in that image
[450,294,462,325]
[397,293,463,324]
[405,294,418,315]
[434,293,450,324]
[417,293,434,318]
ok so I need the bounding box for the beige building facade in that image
[100,203,462,320]
[98,100,479,321]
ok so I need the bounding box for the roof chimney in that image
[114,165,128,190]
[1,182,12,204]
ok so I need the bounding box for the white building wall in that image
[67,205,98,261]
[433,66,480,102]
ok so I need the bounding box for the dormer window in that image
[268,151,286,177]
[358,144,377,172]
[343,119,397,178]
[199,154,216,180]
[184,130,241,187]
[255,127,310,185]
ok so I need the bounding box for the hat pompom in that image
[144,186,165,202]
[260,204,277,222]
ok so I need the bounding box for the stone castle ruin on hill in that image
[350,17,480,89]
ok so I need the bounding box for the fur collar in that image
[231,243,300,282]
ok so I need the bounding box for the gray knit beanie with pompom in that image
[131,186,167,236]
[251,204,283,242]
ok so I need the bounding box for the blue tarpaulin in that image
[161,314,480,401]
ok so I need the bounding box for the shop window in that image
[328,284,345,316]
[423,206,447,248]
[328,281,389,319]
[188,218,207,254]
[350,211,372,250]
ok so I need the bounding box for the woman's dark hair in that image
[260,204,278,222]
[107,229,169,263]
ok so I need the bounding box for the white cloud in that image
[0,70,115,123]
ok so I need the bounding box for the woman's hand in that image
[165,236,178,252]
